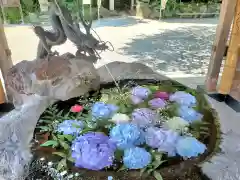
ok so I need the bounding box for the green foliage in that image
[140,151,165,180]
[189,120,210,139]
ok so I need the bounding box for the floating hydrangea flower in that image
[91,102,118,120]
[176,136,206,158]
[169,91,196,107]
[108,176,113,180]
[57,120,84,135]
[145,127,180,156]
[70,104,83,112]
[110,113,130,124]
[130,86,151,104]
[148,98,166,109]
[163,117,189,133]
[132,108,157,128]
[178,106,203,123]
[71,132,116,170]
[154,91,169,100]
[110,124,145,149]
[123,147,151,169]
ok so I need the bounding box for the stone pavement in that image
[3,17,240,179]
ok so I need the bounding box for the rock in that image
[97,61,168,83]
[136,2,152,18]
[5,55,100,109]
[0,95,51,180]
[0,54,100,179]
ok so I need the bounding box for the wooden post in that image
[227,46,240,101]
[218,0,240,95]
[205,0,237,92]
[0,17,13,102]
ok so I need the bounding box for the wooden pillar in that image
[218,0,240,97]
[109,0,114,10]
[0,18,13,103]
[205,0,237,92]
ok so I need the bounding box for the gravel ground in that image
[4,17,218,78]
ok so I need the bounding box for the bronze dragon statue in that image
[34,1,109,63]
[33,3,67,59]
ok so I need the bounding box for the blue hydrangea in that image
[169,91,196,107]
[108,176,113,180]
[91,102,118,121]
[109,123,145,149]
[178,105,203,123]
[131,108,158,128]
[123,147,151,169]
[145,127,180,156]
[57,120,84,135]
[176,136,207,158]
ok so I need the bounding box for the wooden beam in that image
[0,17,13,102]
[218,0,240,95]
[0,18,13,77]
[205,0,237,92]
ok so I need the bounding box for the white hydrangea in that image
[110,113,130,124]
[163,117,189,133]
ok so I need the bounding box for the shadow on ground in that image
[92,17,149,28]
[119,26,216,75]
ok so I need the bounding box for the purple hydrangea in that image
[110,123,145,149]
[132,108,157,128]
[178,105,203,123]
[169,91,196,107]
[130,86,151,104]
[145,127,180,156]
[148,98,166,109]
[123,147,151,169]
[176,136,206,158]
[57,120,84,135]
[91,102,118,121]
[71,132,116,170]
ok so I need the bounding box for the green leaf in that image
[119,104,128,113]
[152,160,166,170]
[153,171,163,180]
[38,119,52,124]
[140,167,148,177]
[154,153,163,161]
[72,123,82,129]
[52,134,58,141]
[67,157,75,163]
[52,152,67,158]
[147,168,154,175]
[114,150,123,161]
[117,165,127,172]
[40,140,59,147]
[57,110,64,117]
[64,112,70,118]
[57,158,67,171]
[37,126,51,131]
[200,126,209,131]
[80,128,93,135]
[57,134,74,142]
[59,140,70,150]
